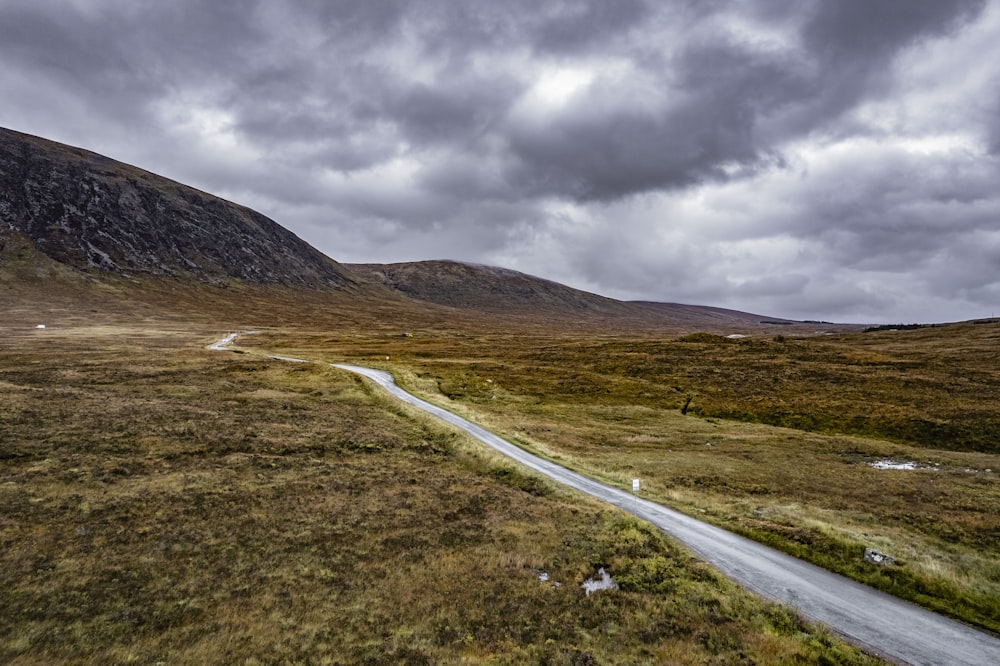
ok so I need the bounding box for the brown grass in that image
[0,321,882,664]
[247,323,1000,634]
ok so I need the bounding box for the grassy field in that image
[246,323,1000,635]
[0,320,883,664]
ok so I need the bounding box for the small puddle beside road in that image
[581,568,618,596]
[869,460,939,471]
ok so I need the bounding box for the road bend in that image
[333,363,1000,666]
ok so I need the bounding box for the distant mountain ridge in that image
[0,127,355,288]
[346,260,639,316]
[345,260,832,332]
[630,301,800,327]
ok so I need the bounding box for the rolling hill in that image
[347,260,639,315]
[346,260,849,333]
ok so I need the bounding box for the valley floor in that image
[0,321,885,664]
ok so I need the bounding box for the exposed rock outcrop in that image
[0,128,355,289]
[863,548,896,566]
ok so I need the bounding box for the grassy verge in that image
[0,324,882,664]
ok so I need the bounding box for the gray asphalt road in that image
[333,363,1000,666]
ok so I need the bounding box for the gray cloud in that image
[1,0,998,323]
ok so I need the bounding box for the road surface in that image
[332,363,1000,666]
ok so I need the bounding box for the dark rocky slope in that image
[0,128,355,288]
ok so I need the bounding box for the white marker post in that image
[631,478,640,510]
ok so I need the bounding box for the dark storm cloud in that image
[529,0,650,54]
[1,0,998,322]
[9,0,979,197]
[781,0,989,135]
[0,3,162,117]
[989,88,1000,155]
[501,35,802,200]
[802,0,986,59]
[759,141,1000,305]
[499,0,990,202]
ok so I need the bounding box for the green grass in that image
[0,323,882,664]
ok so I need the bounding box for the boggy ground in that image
[251,322,1000,636]
[0,321,882,664]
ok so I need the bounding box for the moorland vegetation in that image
[2,124,996,661]
[0,310,885,664]
[246,319,1000,636]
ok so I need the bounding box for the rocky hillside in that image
[0,128,355,288]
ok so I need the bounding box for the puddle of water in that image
[210,333,238,351]
[581,567,618,596]
[869,460,939,471]
[871,460,918,470]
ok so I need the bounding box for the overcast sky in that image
[3,0,999,323]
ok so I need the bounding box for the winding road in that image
[211,337,1000,664]
[333,364,1000,666]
